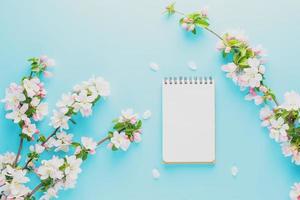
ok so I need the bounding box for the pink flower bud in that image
[89,149,96,155]
[224,46,231,53]
[133,132,142,143]
[249,88,256,96]
[181,23,188,30]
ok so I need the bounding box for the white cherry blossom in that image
[269,117,289,142]
[280,91,300,111]
[81,137,97,154]
[259,106,274,127]
[50,110,70,130]
[37,156,64,180]
[290,183,300,200]
[5,103,29,123]
[54,131,73,152]
[110,132,131,151]
[1,83,25,111]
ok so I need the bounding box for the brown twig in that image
[27,182,43,197]
[97,136,109,146]
[23,127,60,169]
[13,138,23,167]
[42,127,60,145]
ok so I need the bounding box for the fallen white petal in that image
[143,110,152,120]
[188,61,197,71]
[152,168,160,179]
[149,62,159,71]
[231,165,239,177]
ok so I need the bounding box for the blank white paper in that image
[162,77,215,164]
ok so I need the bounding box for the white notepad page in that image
[162,77,215,164]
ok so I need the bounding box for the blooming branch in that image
[0,57,143,200]
[27,109,142,200]
[23,76,110,170]
[1,56,54,168]
[164,3,300,199]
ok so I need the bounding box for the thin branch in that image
[272,97,280,107]
[23,127,60,169]
[27,182,43,198]
[174,10,185,16]
[97,136,109,146]
[13,138,23,167]
[42,127,60,146]
[204,27,223,41]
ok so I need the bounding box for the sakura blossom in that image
[109,131,131,151]
[269,117,289,143]
[53,131,73,152]
[0,165,31,199]
[37,156,64,180]
[81,137,97,154]
[29,144,45,154]
[245,88,263,105]
[50,110,71,130]
[290,183,300,200]
[259,106,274,127]
[5,103,28,123]
[23,78,41,98]
[280,91,300,111]
[50,76,110,130]
[1,83,25,111]
[119,109,138,124]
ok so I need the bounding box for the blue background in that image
[0,0,300,199]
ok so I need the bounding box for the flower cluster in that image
[107,109,143,151]
[179,8,208,34]
[45,131,74,152]
[2,77,48,140]
[217,32,276,106]
[28,55,55,78]
[165,4,300,199]
[37,109,143,199]
[0,153,31,199]
[50,76,110,130]
[73,137,97,161]
[37,155,82,200]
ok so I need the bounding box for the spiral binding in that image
[163,76,213,84]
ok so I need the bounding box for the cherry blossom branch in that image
[28,135,111,198]
[164,4,300,198]
[167,6,280,107]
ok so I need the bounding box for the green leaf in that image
[165,2,176,15]
[38,135,46,143]
[71,142,81,147]
[191,28,197,34]
[194,19,209,28]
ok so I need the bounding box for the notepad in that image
[162,76,215,164]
